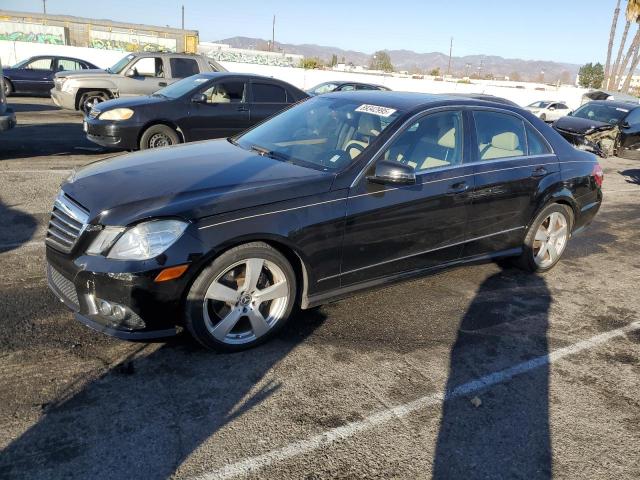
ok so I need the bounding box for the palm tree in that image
[621,0,640,92]
[605,0,622,88]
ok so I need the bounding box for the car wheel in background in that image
[80,91,108,114]
[540,113,547,122]
[139,124,180,150]
[185,242,297,352]
[3,78,13,96]
[515,203,573,273]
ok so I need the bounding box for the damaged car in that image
[553,100,640,159]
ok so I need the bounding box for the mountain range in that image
[216,36,579,83]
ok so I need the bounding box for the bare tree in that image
[605,0,622,86]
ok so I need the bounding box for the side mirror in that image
[367,160,416,185]
[191,93,208,104]
[124,68,136,78]
[622,121,631,128]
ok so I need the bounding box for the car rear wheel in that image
[79,91,108,114]
[515,203,573,273]
[139,124,180,150]
[185,242,297,352]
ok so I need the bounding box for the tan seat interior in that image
[343,115,381,159]
[479,132,523,160]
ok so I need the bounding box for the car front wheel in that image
[516,203,573,273]
[139,124,180,150]
[185,242,297,352]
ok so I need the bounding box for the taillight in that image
[592,163,604,187]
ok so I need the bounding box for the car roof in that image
[321,90,516,112]
[196,72,292,82]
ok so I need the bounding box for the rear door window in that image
[525,124,552,155]
[170,58,200,78]
[473,111,527,160]
[252,83,287,103]
[57,58,82,71]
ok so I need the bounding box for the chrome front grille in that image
[46,263,79,311]
[45,192,89,253]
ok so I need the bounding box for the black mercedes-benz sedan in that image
[84,73,308,150]
[46,91,603,351]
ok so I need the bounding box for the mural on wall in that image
[0,21,66,44]
[89,30,177,53]
[204,49,302,68]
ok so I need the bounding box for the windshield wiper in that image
[249,145,289,161]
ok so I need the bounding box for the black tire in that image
[540,113,547,122]
[3,78,13,96]
[139,124,180,150]
[79,91,108,114]
[185,242,297,352]
[515,203,574,273]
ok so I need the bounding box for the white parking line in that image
[194,320,640,480]
[0,170,71,174]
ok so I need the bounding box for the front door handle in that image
[447,181,469,194]
[158,81,167,87]
[237,105,249,112]
[531,166,548,178]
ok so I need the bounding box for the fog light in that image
[99,300,113,316]
[111,304,126,321]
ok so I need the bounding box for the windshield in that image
[236,96,403,171]
[108,54,135,74]
[528,101,551,108]
[154,74,210,99]
[309,82,338,95]
[571,103,629,125]
[12,58,30,68]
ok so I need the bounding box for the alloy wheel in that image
[532,211,568,268]
[82,96,104,114]
[202,258,289,345]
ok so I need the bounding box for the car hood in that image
[553,115,616,135]
[93,95,168,112]
[55,69,111,80]
[61,139,334,225]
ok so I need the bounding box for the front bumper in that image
[46,246,188,340]
[50,88,77,110]
[0,109,16,131]
[85,116,141,150]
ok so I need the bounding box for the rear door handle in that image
[158,82,167,87]
[531,166,548,178]
[447,181,469,194]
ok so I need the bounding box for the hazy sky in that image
[3,0,621,65]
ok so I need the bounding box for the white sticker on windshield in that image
[355,104,397,117]
[616,107,629,112]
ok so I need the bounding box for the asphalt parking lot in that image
[0,96,639,480]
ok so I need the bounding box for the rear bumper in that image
[85,117,140,150]
[0,109,16,131]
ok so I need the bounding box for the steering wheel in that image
[343,141,366,159]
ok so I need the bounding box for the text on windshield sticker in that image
[355,104,397,117]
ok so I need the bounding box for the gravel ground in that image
[0,97,639,480]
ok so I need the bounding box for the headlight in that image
[106,220,188,260]
[86,226,125,255]
[99,108,134,121]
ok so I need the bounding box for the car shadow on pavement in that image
[433,269,552,479]
[0,123,110,160]
[8,102,61,113]
[0,306,326,479]
[621,168,640,185]
[0,201,38,253]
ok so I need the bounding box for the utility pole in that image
[42,0,47,15]
[181,5,184,30]
[447,37,453,76]
[271,15,275,52]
